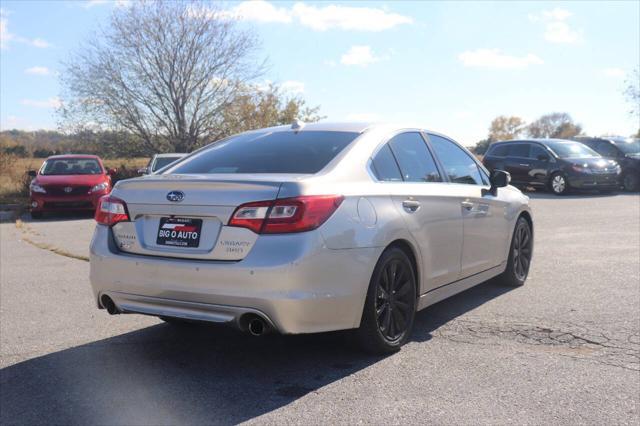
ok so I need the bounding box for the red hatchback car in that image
[28,155,115,218]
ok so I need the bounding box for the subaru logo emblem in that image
[64,187,73,193]
[166,190,185,202]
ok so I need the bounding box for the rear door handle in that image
[519,163,530,167]
[402,200,421,212]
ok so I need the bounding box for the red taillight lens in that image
[229,195,344,234]
[95,195,130,226]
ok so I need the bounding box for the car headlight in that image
[90,182,109,193]
[30,183,46,194]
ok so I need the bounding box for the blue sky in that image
[1,0,638,146]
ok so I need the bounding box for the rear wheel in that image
[495,217,533,287]
[356,247,417,354]
[623,173,639,192]
[549,173,568,195]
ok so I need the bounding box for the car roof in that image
[492,138,577,145]
[240,121,441,135]
[154,153,188,158]
[46,154,101,159]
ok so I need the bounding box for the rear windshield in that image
[166,131,359,174]
[40,158,103,175]
[153,156,184,172]
[545,141,600,159]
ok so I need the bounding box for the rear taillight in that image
[95,195,130,226]
[229,195,344,234]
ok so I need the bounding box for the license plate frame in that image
[156,217,202,248]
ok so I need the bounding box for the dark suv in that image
[483,139,621,195]
[572,137,640,191]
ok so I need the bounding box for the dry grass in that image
[0,156,148,205]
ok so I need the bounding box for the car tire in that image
[30,211,43,219]
[623,173,640,192]
[355,247,417,355]
[549,172,569,195]
[495,217,533,287]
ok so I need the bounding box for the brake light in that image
[229,195,344,234]
[95,195,130,226]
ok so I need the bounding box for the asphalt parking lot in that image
[1,192,639,425]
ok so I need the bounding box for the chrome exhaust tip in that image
[100,295,119,315]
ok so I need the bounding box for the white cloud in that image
[542,8,572,21]
[21,97,62,109]
[280,80,305,94]
[291,3,412,31]
[544,21,580,44]
[345,113,381,122]
[81,0,129,8]
[602,68,626,78]
[340,45,385,67]
[25,66,51,75]
[458,49,543,70]
[530,8,581,44]
[226,0,292,23]
[0,9,51,49]
[219,1,412,31]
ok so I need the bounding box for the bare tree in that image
[60,1,264,153]
[488,115,526,142]
[527,112,582,139]
[624,68,639,127]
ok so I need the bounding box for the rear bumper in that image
[90,224,381,334]
[30,191,106,212]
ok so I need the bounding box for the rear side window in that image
[167,131,359,174]
[371,144,402,181]
[388,132,442,182]
[508,144,530,158]
[488,144,509,157]
[530,144,548,159]
[428,134,484,185]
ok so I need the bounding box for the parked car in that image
[90,122,533,354]
[138,153,188,175]
[572,136,640,192]
[482,139,621,195]
[28,155,115,218]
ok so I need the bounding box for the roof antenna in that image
[291,119,305,133]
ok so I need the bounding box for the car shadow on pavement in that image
[0,280,512,425]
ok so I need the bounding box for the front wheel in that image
[549,173,569,195]
[356,247,417,354]
[495,217,533,287]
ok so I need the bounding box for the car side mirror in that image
[27,170,37,177]
[137,167,149,175]
[107,168,117,176]
[484,170,510,196]
[537,154,549,161]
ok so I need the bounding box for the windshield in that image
[152,156,184,172]
[545,141,600,159]
[166,131,359,174]
[612,139,640,155]
[40,158,103,175]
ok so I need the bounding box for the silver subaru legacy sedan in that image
[90,122,533,353]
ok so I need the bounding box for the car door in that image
[427,133,510,278]
[374,132,463,292]
[503,143,532,185]
[528,143,552,187]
